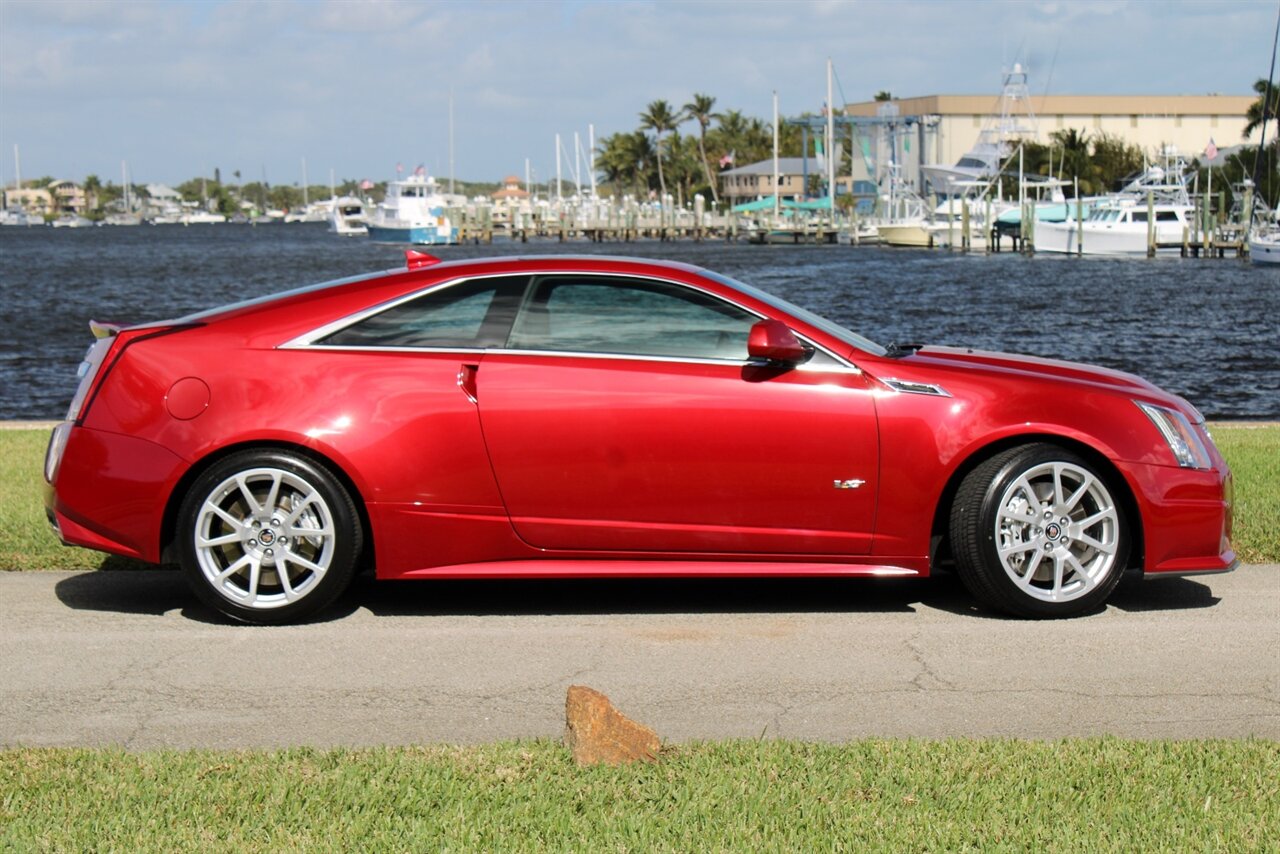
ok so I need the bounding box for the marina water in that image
[2,224,1277,420]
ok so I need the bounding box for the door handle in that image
[457,364,479,403]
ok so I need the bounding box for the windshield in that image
[701,270,888,357]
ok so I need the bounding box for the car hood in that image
[902,345,1190,407]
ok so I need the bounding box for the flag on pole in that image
[414,165,426,177]
[396,162,404,174]
[1204,138,1218,161]
[719,150,735,168]
[359,179,373,190]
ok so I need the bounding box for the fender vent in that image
[883,378,951,397]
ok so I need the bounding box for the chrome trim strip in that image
[882,378,951,397]
[289,345,863,373]
[280,269,862,373]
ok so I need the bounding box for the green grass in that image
[1211,424,1280,565]
[2,739,1277,851]
[4,424,1277,571]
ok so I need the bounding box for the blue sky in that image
[0,0,1274,188]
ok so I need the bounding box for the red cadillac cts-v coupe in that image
[44,253,1236,624]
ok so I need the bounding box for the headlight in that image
[1136,401,1212,469]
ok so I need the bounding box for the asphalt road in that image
[2,565,1277,749]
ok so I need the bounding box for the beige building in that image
[4,186,53,214]
[843,93,1254,188]
[4,179,91,216]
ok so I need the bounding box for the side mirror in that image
[747,319,807,365]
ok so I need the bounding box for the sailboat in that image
[103,161,142,226]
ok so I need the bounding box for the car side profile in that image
[44,253,1236,623]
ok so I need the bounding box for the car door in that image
[474,273,880,556]
[298,275,529,558]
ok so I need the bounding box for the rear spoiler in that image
[90,320,124,339]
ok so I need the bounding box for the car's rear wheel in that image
[950,444,1129,618]
[177,450,361,624]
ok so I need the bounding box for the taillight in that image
[65,323,119,421]
[66,320,200,423]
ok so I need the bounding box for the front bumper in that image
[1120,458,1236,577]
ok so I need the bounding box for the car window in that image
[319,275,528,348]
[507,276,758,360]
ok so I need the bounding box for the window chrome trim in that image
[279,271,526,350]
[280,269,861,373]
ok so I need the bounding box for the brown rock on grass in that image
[564,685,661,766]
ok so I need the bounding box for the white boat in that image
[328,196,368,236]
[51,214,92,228]
[1034,150,1194,256]
[0,209,39,226]
[182,208,227,224]
[284,200,333,223]
[922,63,1036,196]
[1249,230,1280,264]
[366,173,459,245]
[875,166,937,247]
[1033,200,1193,255]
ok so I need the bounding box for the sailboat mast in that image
[589,123,597,198]
[827,59,835,218]
[772,91,780,219]
[449,88,455,196]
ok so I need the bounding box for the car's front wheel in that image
[950,444,1130,618]
[177,450,362,624]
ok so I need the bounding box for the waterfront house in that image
[720,157,824,206]
[48,180,89,215]
[490,174,531,223]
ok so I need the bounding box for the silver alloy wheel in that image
[194,466,337,610]
[992,461,1121,603]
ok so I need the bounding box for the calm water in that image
[1,223,1277,419]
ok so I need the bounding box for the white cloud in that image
[0,0,1266,185]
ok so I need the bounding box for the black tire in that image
[176,449,362,624]
[950,443,1129,618]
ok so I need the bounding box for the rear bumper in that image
[44,423,187,564]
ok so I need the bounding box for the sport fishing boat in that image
[1033,150,1194,255]
[328,196,368,237]
[365,173,458,245]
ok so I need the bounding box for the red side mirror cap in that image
[747,319,806,365]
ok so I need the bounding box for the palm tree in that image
[1048,128,1093,190]
[1243,77,1279,141]
[597,131,655,196]
[82,174,103,216]
[639,99,682,201]
[683,93,720,203]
